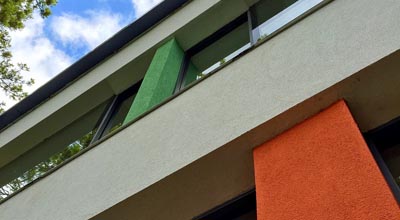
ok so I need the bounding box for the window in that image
[93,82,141,140]
[251,0,324,42]
[175,13,252,92]
[193,190,256,220]
[0,82,141,202]
[365,117,400,203]
[175,0,326,92]
[381,146,400,186]
[0,100,110,201]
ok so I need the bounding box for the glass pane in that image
[101,92,136,137]
[195,191,256,220]
[232,210,257,220]
[252,0,323,42]
[0,100,109,201]
[183,21,251,87]
[381,144,400,187]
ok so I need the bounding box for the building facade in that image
[0,0,399,219]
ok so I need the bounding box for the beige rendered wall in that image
[1,0,400,219]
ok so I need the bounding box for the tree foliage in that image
[0,0,57,112]
[0,129,96,201]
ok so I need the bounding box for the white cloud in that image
[50,10,126,51]
[132,0,163,17]
[1,15,73,109]
[0,9,127,111]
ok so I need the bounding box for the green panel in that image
[123,38,184,124]
[183,61,200,87]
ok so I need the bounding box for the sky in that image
[1,0,164,110]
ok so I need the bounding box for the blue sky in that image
[1,0,163,109]
[52,0,135,17]
[49,0,136,58]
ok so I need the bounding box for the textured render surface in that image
[253,101,400,220]
[124,38,184,123]
[1,0,400,219]
[91,130,256,220]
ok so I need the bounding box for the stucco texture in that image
[253,100,400,220]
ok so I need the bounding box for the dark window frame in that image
[174,12,252,93]
[364,116,400,204]
[91,81,142,144]
[193,189,256,220]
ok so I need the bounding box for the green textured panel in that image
[183,61,200,87]
[123,38,184,124]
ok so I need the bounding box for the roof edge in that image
[0,0,190,132]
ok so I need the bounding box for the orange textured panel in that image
[253,100,400,220]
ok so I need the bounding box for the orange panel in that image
[253,100,400,220]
